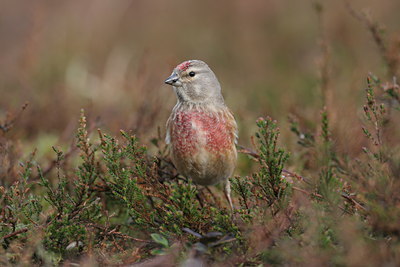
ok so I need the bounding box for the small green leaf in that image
[150,249,166,256]
[150,233,169,247]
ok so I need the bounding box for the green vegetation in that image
[1,1,400,266]
[2,79,399,265]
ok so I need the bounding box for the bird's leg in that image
[204,186,218,205]
[195,185,205,208]
[223,179,233,210]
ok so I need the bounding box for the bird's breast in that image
[169,109,235,156]
[167,108,237,185]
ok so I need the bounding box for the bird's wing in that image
[227,108,238,144]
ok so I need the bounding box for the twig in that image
[282,169,311,184]
[33,143,77,180]
[292,186,367,212]
[238,144,311,184]
[341,192,367,211]
[292,186,323,199]
[32,115,99,181]
[237,145,260,160]
[345,1,396,77]
[204,186,219,205]
[1,228,28,240]
[87,223,150,243]
[0,102,29,133]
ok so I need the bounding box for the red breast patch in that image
[171,110,234,156]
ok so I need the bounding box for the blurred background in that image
[1,0,399,168]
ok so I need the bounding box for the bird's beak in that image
[164,72,179,85]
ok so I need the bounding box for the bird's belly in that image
[173,143,236,185]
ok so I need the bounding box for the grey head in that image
[164,60,225,105]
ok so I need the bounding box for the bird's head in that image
[165,60,224,105]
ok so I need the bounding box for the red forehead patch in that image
[176,61,191,71]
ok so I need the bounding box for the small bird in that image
[165,60,238,208]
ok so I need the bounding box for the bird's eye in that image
[189,71,196,77]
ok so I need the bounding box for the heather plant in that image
[1,82,399,265]
[38,112,102,256]
[232,117,290,218]
[355,74,400,238]
[99,124,239,239]
[0,152,42,247]
[1,2,400,266]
